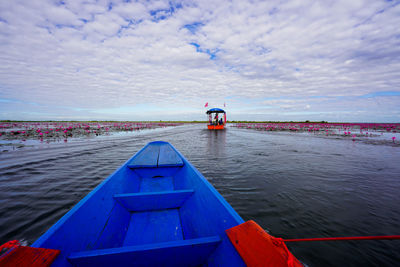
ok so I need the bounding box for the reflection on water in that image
[0,124,399,266]
[206,129,226,157]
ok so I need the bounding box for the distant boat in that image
[206,108,226,130]
[0,141,302,267]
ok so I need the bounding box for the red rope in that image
[283,235,400,242]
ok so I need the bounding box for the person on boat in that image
[219,118,223,125]
[214,114,218,125]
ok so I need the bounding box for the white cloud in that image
[45,5,82,26]
[0,0,399,121]
[112,2,148,21]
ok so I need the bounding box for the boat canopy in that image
[206,108,225,114]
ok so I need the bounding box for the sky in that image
[0,0,399,122]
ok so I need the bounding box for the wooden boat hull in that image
[208,125,225,130]
[32,141,245,266]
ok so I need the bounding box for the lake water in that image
[0,124,399,266]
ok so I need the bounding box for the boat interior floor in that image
[67,143,224,266]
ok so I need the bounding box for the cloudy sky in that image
[0,0,399,121]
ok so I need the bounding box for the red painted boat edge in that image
[226,220,303,267]
[207,124,225,130]
[0,240,60,267]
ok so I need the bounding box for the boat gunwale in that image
[171,145,244,225]
[31,143,153,248]
[32,141,244,250]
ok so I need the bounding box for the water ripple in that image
[0,124,399,266]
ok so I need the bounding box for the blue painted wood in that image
[31,167,142,266]
[158,143,184,167]
[140,176,174,192]
[32,141,246,266]
[128,141,183,168]
[92,203,131,250]
[114,190,194,211]
[68,236,221,267]
[127,143,159,168]
[169,145,246,266]
[123,209,183,246]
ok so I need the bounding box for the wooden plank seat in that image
[113,190,194,211]
[68,236,221,267]
[158,143,184,167]
[128,141,183,168]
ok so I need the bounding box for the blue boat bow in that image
[32,141,246,266]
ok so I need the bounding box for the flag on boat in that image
[224,102,226,107]
[205,102,208,107]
